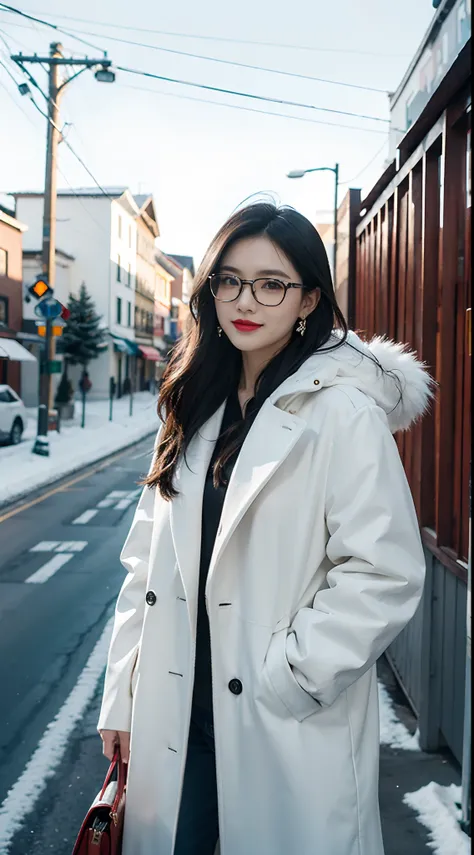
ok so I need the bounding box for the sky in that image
[0,0,435,267]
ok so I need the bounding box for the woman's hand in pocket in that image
[99,729,130,763]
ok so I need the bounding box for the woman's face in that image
[214,235,320,360]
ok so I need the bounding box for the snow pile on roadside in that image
[403,782,469,855]
[378,681,421,750]
[0,392,159,507]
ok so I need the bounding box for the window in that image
[117,256,121,282]
[0,388,16,403]
[0,248,7,276]
[0,296,8,327]
[127,301,131,327]
[118,216,122,239]
[128,263,131,287]
[116,296,122,325]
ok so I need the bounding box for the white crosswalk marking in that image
[114,498,134,510]
[72,509,98,525]
[55,541,87,553]
[29,542,61,553]
[97,498,115,508]
[25,553,74,584]
[106,491,129,499]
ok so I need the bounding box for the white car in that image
[0,384,27,445]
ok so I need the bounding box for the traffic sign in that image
[29,278,52,300]
[35,297,64,320]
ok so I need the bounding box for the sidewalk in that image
[378,656,469,855]
[0,392,160,507]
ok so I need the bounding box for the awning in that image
[110,334,137,356]
[138,345,164,362]
[0,337,37,362]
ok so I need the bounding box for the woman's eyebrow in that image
[219,264,292,279]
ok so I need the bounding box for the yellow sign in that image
[30,279,50,299]
[37,325,46,337]
[52,325,63,337]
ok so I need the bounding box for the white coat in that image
[98,331,433,855]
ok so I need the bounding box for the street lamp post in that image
[287,164,339,288]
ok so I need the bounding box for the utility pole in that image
[11,45,114,456]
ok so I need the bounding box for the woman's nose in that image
[236,282,257,311]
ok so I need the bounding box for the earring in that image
[217,325,223,338]
[296,317,307,336]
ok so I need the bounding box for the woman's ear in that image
[302,288,321,317]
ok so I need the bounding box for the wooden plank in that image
[409,164,424,514]
[397,187,409,462]
[380,205,390,335]
[404,172,417,492]
[435,110,465,547]
[460,202,471,561]
[420,147,441,529]
[388,192,398,340]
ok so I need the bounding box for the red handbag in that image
[71,749,127,854]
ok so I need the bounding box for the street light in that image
[287,164,339,287]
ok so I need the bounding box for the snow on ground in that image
[403,783,470,855]
[0,392,159,506]
[378,680,421,751]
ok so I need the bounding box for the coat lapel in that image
[206,400,305,588]
[170,402,225,619]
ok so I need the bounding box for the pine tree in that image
[58,283,106,395]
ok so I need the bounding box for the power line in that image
[21,24,389,95]
[22,8,411,58]
[0,3,106,53]
[116,65,390,124]
[339,140,389,186]
[118,82,389,135]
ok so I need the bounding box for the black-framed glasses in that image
[209,273,304,307]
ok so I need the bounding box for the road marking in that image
[0,617,114,852]
[72,509,98,525]
[25,553,74,584]
[107,491,129,499]
[97,498,115,508]
[29,541,88,554]
[55,541,87,553]
[30,541,60,553]
[114,498,134,510]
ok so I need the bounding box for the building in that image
[345,0,471,771]
[154,253,173,382]
[161,254,194,340]
[0,205,36,399]
[133,194,162,392]
[14,187,140,400]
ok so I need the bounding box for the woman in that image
[98,202,432,855]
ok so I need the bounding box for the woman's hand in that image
[99,729,131,763]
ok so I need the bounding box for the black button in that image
[145,591,156,606]
[228,678,243,695]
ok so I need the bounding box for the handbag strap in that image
[99,748,127,803]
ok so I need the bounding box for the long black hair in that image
[145,201,348,499]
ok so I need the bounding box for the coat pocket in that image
[263,626,321,723]
[130,647,140,697]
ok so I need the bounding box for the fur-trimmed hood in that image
[271,330,436,434]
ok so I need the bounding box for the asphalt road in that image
[0,435,461,855]
[0,436,155,855]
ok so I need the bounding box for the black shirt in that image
[192,390,257,714]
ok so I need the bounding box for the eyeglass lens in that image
[211,275,287,306]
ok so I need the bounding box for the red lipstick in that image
[231,320,263,332]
